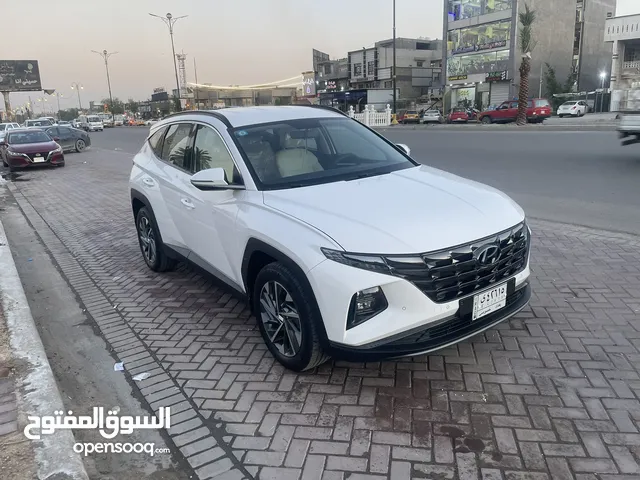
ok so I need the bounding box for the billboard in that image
[302,71,316,97]
[0,60,42,92]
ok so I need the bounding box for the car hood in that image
[263,166,525,254]
[8,141,58,153]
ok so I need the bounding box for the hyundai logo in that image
[475,244,501,265]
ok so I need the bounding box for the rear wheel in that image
[135,206,176,272]
[253,263,329,372]
[481,116,492,124]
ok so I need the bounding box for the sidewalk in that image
[0,214,89,480]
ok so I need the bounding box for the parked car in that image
[447,107,469,123]
[0,128,64,171]
[478,99,552,124]
[44,125,91,152]
[71,119,83,129]
[24,118,53,128]
[129,106,531,371]
[617,113,640,147]
[557,100,588,118]
[421,110,444,124]
[0,122,21,143]
[401,110,420,124]
[78,114,104,132]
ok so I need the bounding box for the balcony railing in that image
[623,60,640,70]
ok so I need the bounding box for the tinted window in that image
[148,127,166,157]
[232,117,416,190]
[161,123,192,170]
[58,127,73,135]
[8,131,51,144]
[535,99,550,107]
[509,102,519,109]
[192,125,240,183]
[46,127,59,136]
[0,125,5,131]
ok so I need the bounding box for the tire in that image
[253,262,329,372]
[558,115,564,118]
[135,206,176,272]
[75,139,86,152]
[481,116,492,124]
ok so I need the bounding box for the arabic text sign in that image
[24,407,171,440]
[0,60,42,92]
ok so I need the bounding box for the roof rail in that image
[304,104,350,117]
[160,109,232,128]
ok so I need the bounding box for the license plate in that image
[472,282,508,320]
[33,156,45,163]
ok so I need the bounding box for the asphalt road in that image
[88,126,640,235]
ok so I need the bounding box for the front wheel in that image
[253,263,329,371]
[75,139,86,152]
[135,206,176,272]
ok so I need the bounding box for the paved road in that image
[89,127,640,235]
[2,127,640,479]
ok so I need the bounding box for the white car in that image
[129,106,531,371]
[421,110,444,124]
[0,122,21,142]
[557,100,588,118]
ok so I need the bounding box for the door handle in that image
[142,178,155,187]
[180,198,195,209]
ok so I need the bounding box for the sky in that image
[3,0,639,112]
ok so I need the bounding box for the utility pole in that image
[392,0,397,114]
[71,82,83,110]
[194,57,199,109]
[92,50,118,114]
[150,12,187,112]
[538,62,543,98]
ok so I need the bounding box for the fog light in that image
[347,286,388,330]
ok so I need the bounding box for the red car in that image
[0,128,65,172]
[478,98,552,124]
[447,107,470,123]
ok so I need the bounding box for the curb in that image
[0,217,89,480]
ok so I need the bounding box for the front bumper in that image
[6,152,64,167]
[308,250,531,358]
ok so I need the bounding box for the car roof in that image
[161,106,346,128]
[9,128,45,133]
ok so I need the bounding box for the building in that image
[347,38,443,103]
[604,13,640,111]
[442,0,615,111]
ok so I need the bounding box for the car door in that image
[507,101,520,122]
[45,127,60,144]
[152,122,196,254]
[492,102,510,122]
[180,122,245,287]
[55,127,76,150]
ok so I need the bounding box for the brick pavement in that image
[3,153,640,480]
[0,306,18,440]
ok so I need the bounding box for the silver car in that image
[421,110,444,124]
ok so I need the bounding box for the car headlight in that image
[52,145,62,153]
[321,248,391,274]
[6,149,19,156]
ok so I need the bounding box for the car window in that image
[527,100,533,108]
[509,102,519,109]
[58,127,72,135]
[148,127,166,158]
[192,125,240,183]
[232,117,416,190]
[160,123,192,170]
[46,127,59,136]
[535,99,550,107]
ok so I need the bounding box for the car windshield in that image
[426,110,440,114]
[453,108,466,113]
[8,131,51,144]
[562,101,577,106]
[536,99,550,107]
[27,120,51,126]
[231,117,417,190]
[406,111,417,115]
[0,125,6,131]
[88,117,101,122]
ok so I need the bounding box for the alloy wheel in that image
[259,281,302,357]
[76,139,86,151]
[137,215,157,265]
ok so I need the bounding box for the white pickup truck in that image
[618,113,640,146]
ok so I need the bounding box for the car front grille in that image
[27,152,50,161]
[384,222,530,303]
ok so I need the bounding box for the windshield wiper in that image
[344,171,390,181]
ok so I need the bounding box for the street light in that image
[71,82,84,110]
[600,71,607,88]
[92,50,118,115]
[149,12,188,112]
[50,92,65,119]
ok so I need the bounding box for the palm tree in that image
[516,3,536,126]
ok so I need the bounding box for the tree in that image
[516,3,536,126]
[126,98,140,114]
[100,97,125,115]
[59,108,79,121]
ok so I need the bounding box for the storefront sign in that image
[448,75,468,81]
[485,71,508,82]
[325,80,338,91]
[452,40,508,56]
[302,72,316,97]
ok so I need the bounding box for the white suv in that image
[129,106,531,371]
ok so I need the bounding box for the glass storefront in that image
[446,49,510,77]
[448,0,512,21]
[447,20,511,56]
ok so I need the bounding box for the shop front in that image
[319,88,367,112]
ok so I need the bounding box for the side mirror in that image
[190,167,244,191]
[396,144,411,156]
[53,137,60,142]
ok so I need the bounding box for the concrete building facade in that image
[604,13,640,111]
[442,0,615,111]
